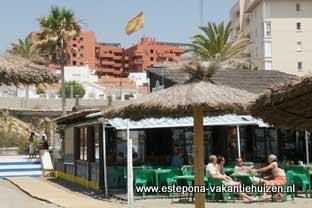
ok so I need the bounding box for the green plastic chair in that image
[293,173,311,197]
[285,165,311,197]
[112,167,125,187]
[168,167,182,176]
[233,175,257,197]
[224,166,234,176]
[165,171,178,202]
[181,166,193,176]
[208,178,235,202]
[133,169,154,196]
[280,170,295,202]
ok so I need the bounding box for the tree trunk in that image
[193,108,205,208]
[61,64,66,115]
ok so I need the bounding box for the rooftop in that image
[147,66,298,94]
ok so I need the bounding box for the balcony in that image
[134,51,143,57]
[96,68,115,73]
[100,52,114,58]
[101,60,114,66]
[114,63,122,68]
[158,52,176,58]
[134,59,144,64]
[114,56,122,60]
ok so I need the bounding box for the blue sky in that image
[0,0,235,52]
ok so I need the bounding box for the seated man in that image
[170,149,184,168]
[234,158,261,185]
[234,158,252,175]
[207,155,254,202]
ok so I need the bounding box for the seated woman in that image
[255,154,287,201]
[207,155,255,202]
[216,156,225,175]
[255,154,286,186]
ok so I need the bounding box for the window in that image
[73,44,77,48]
[297,22,302,31]
[297,41,302,52]
[73,53,77,58]
[264,42,272,57]
[80,45,84,49]
[150,57,154,61]
[80,53,84,58]
[80,37,84,41]
[94,125,100,161]
[265,61,272,70]
[264,22,271,37]
[296,3,300,11]
[150,49,154,54]
[298,62,303,71]
[254,129,266,161]
[79,128,88,161]
[72,60,77,65]
[80,62,84,66]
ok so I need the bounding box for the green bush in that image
[0,130,40,154]
[57,81,86,98]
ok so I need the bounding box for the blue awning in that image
[106,115,268,130]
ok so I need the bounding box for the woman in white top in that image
[256,154,286,186]
[28,132,35,158]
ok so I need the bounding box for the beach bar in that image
[53,110,310,194]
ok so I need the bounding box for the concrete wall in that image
[0,97,114,110]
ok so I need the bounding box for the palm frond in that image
[190,21,251,68]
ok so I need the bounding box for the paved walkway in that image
[0,180,57,208]
[5,177,312,208]
[5,177,119,208]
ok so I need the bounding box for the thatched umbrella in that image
[248,76,312,164]
[248,76,312,131]
[102,61,256,208]
[0,54,58,86]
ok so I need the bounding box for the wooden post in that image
[193,108,205,208]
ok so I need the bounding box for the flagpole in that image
[142,20,146,72]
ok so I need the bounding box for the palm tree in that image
[191,22,251,67]
[9,38,41,62]
[36,6,81,115]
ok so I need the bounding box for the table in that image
[175,175,209,184]
[224,167,234,175]
[153,169,172,188]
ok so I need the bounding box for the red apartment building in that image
[124,37,186,72]
[95,43,129,77]
[28,31,186,76]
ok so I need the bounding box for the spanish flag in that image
[125,12,144,35]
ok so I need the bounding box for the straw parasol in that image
[0,54,58,86]
[102,61,256,208]
[249,76,312,131]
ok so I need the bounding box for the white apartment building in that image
[230,0,312,76]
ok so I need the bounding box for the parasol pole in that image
[102,122,108,198]
[305,130,310,164]
[127,120,134,204]
[193,107,205,208]
[236,125,241,158]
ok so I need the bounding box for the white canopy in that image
[106,115,268,130]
